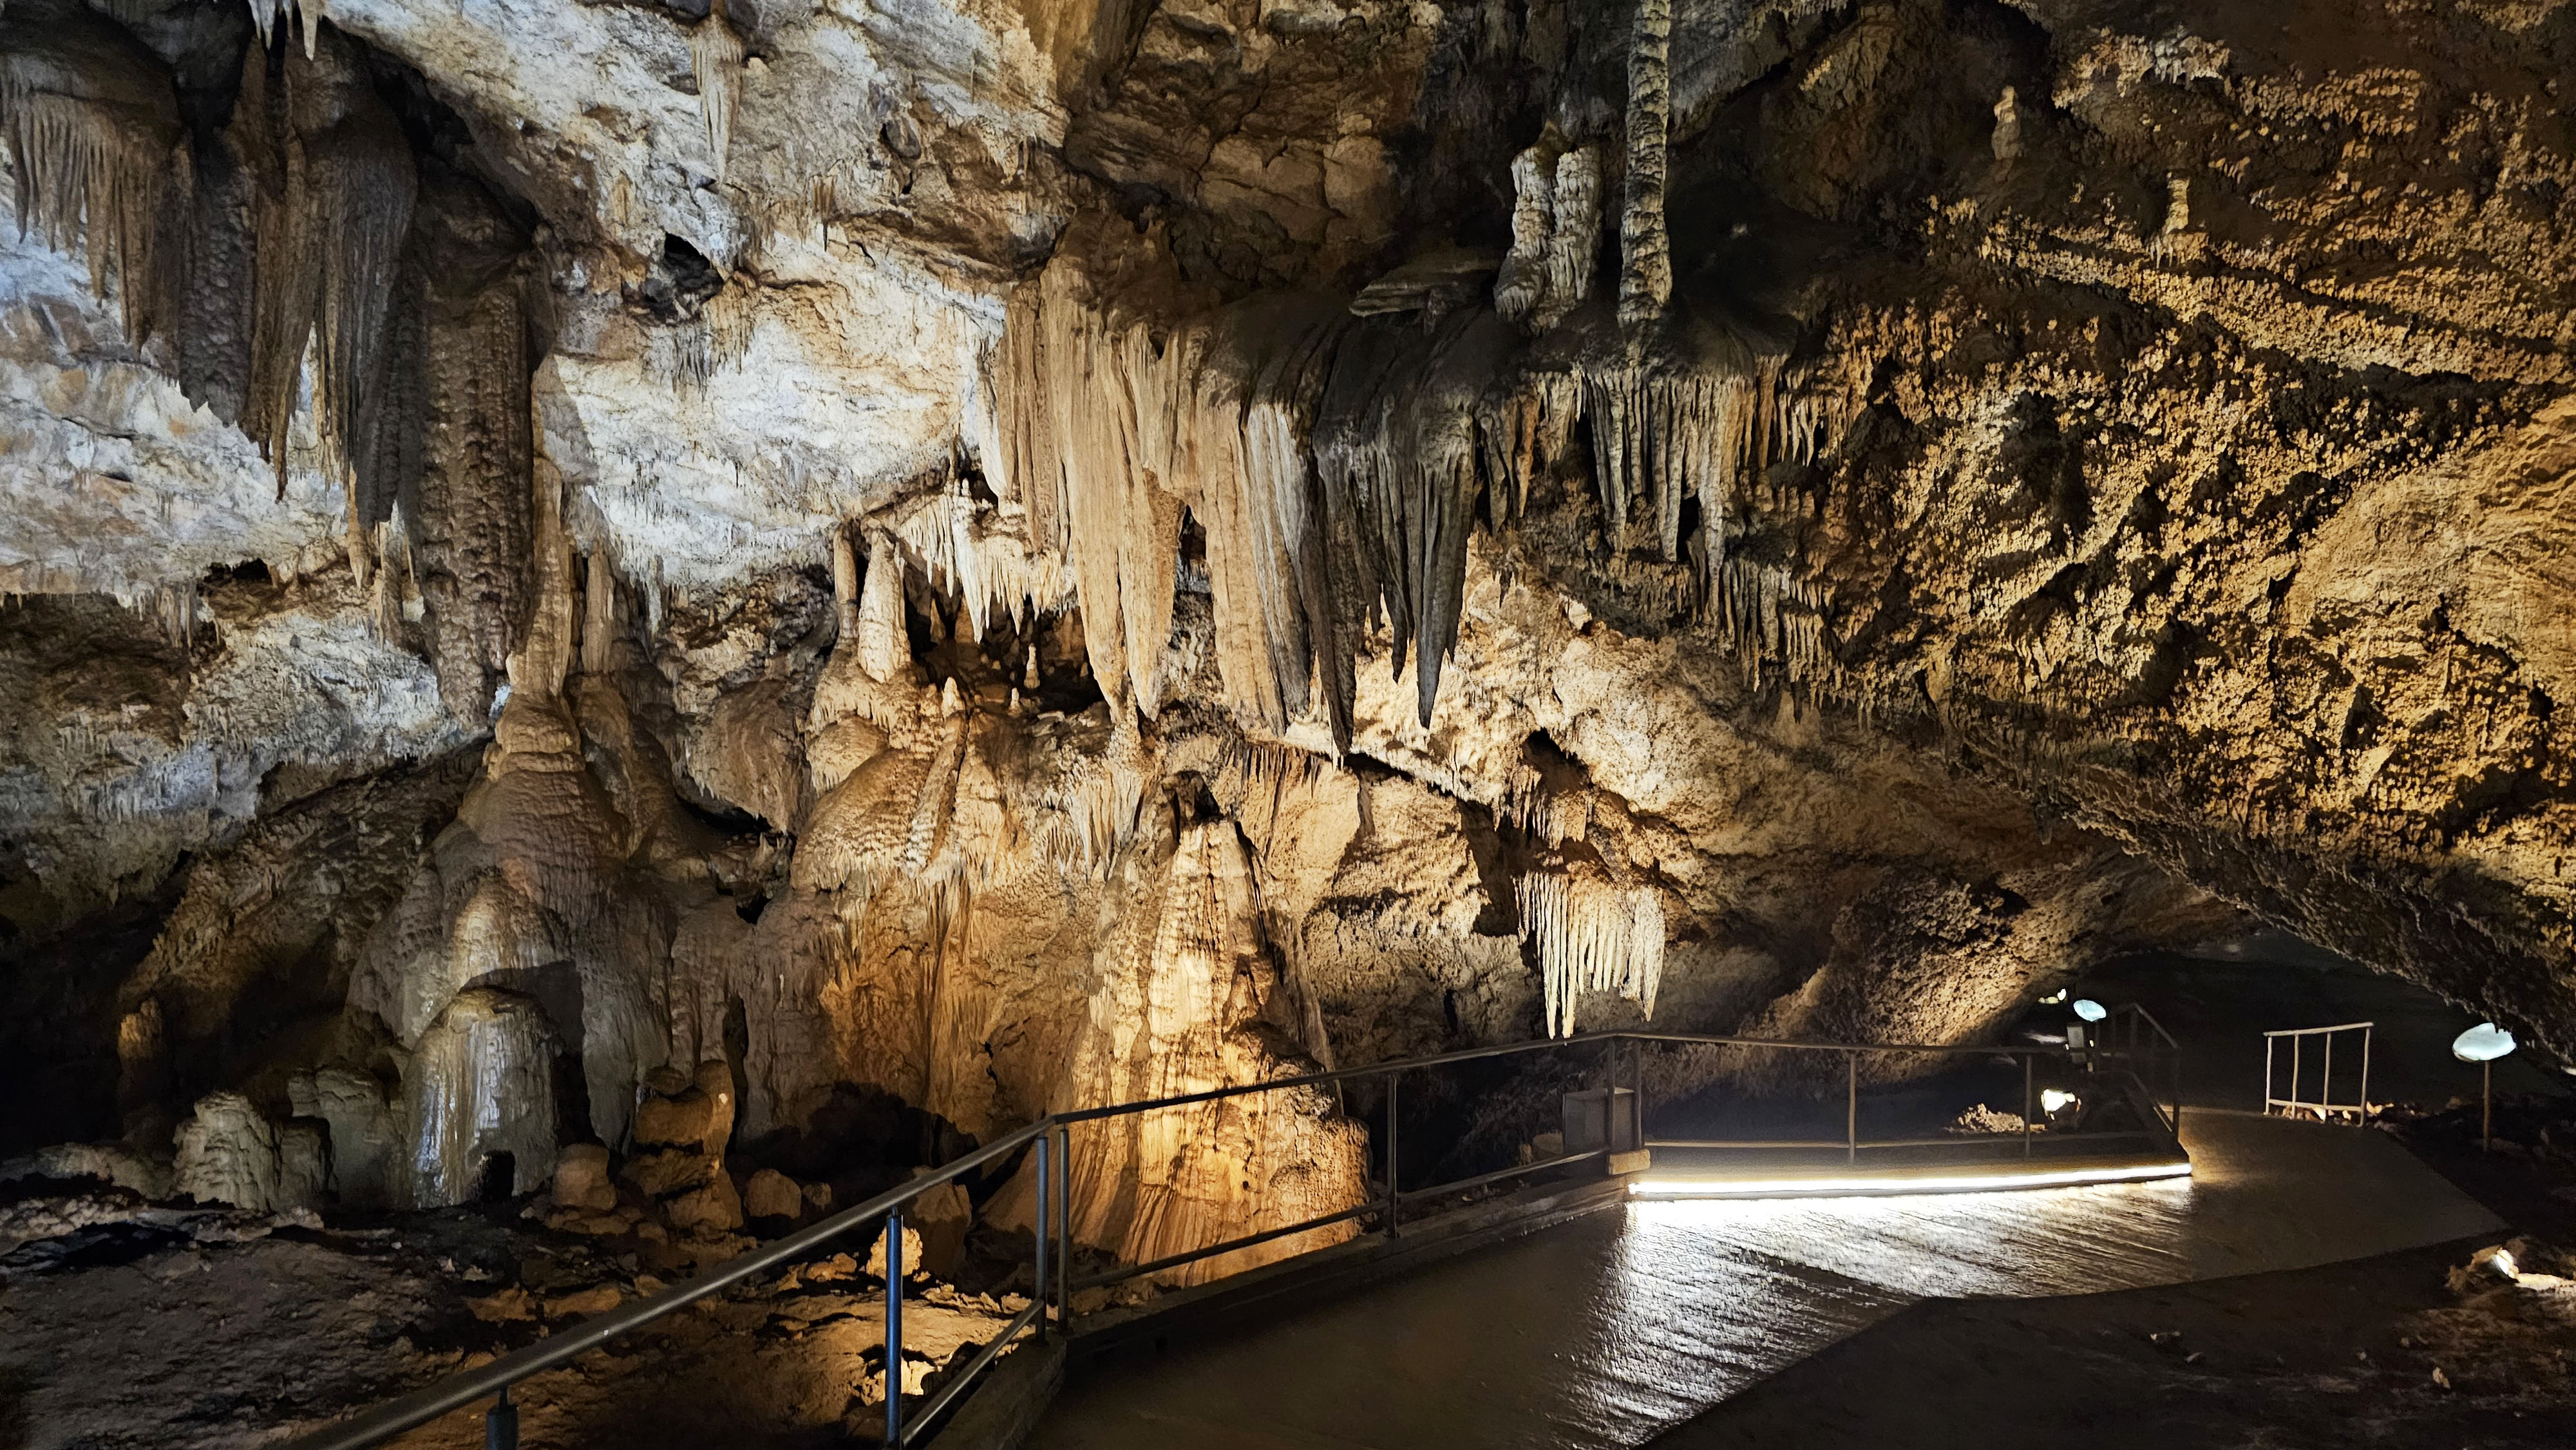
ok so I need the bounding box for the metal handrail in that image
[2264,1020,2372,1121]
[281,1118,1052,1450]
[280,1017,2168,1450]
[2099,1003,2186,1134]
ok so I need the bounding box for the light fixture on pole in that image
[2452,1022,2517,1152]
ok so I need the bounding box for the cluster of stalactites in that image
[1492,127,1601,334]
[1715,558,1840,688]
[880,472,1078,652]
[990,267,1866,744]
[991,270,1514,746]
[1500,766,1591,848]
[2,7,473,610]
[1573,358,1848,618]
[235,22,420,551]
[689,0,744,183]
[249,2,327,61]
[1519,867,1663,1038]
[0,1,188,352]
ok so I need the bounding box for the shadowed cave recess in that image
[5,0,2576,1442]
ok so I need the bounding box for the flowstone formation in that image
[6,3,2576,1392]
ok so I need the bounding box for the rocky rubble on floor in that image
[1946,1104,2036,1135]
[2401,1238,2576,1406]
[0,1181,1032,1449]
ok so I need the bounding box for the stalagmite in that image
[1495,133,1600,334]
[290,1066,400,1208]
[1546,148,1602,327]
[1048,817,1368,1285]
[172,1091,328,1212]
[1519,867,1664,1037]
[399,988,560,1205]
[1493,135,1562,326]
[855,531,913,686]
[1619,0,1672,328]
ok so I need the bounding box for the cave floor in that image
[1640,1235,2568,1450]
[1027,1111,2501,1450]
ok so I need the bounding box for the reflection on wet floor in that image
[1027,1113,2501,1450]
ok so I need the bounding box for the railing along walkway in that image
[283,1020,2182,1450]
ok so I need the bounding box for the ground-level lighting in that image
[1628,1160,2192,1199]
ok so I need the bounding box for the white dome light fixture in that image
[2453,1022,2517,1154]
[2452,1022,2516,1062]
[2071,999,2107,1023]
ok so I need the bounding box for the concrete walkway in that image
[1027,1110,2499,1450]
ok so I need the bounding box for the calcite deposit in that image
[5,4,2576,1402]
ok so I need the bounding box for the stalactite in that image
[994,271,1611,749]
[1194,297,1348,738]
[1314,309,1511,731]
[690,2,746,184]
[235,24,419,524]
[580,549,620,677]
[1501,767,1590,846]
[249,2,326,62]
[0,2,189,350]
[1618,0,1672,329]
[1518,867,1663,1037]
[1018,267,1187,720]
[409,167,534,722]
[886,475,1076,648]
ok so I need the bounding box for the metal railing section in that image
[281,1020,2184,1450]
[2099,1003,2185,1133]
[2264,1020,2372,1122]
[1633,1023,2183,1158]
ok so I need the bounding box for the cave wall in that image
[6,0,2571,1253]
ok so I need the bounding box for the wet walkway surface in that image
[1027,1111,2501,1450]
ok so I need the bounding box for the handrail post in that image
[1033,1133,1050,1336]
[2022,1053,2034,1158]
[1054,1124,1072,1325]
[2359,1026,2371,1120]
[885,1209,904,1447]
[1845,1050,1857,1164]
[1385,1071,1402,1238]
[484,1388,516,1450]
